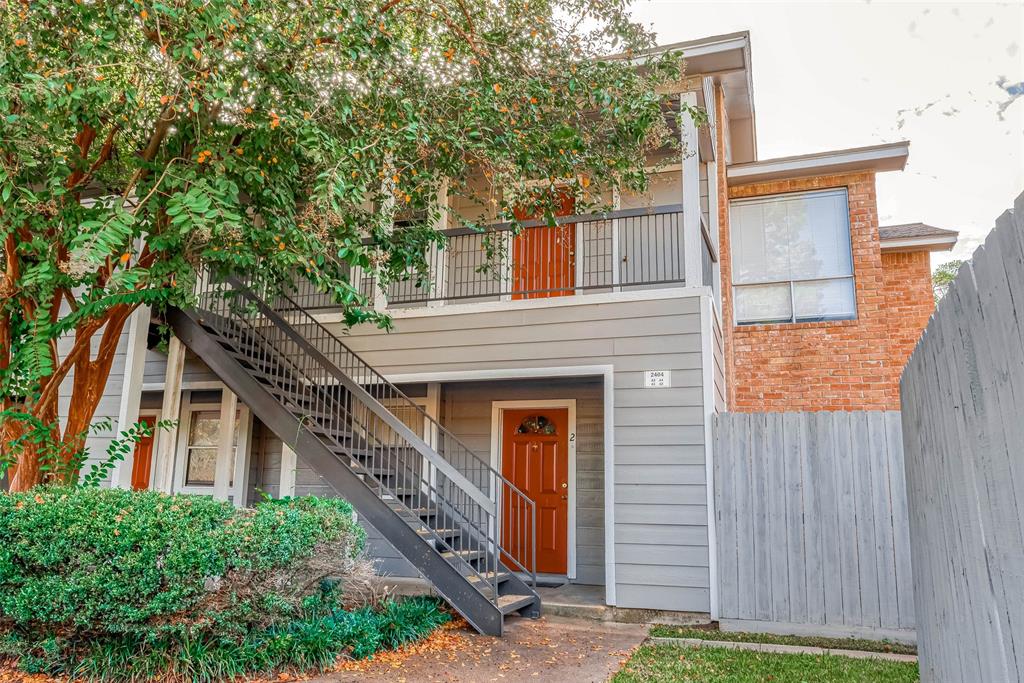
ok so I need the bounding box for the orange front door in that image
[512,193,575,299]
[130,415,157,491]
[501,408,569,575]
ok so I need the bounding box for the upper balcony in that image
[286,83,723,315]
[284,202,716,313]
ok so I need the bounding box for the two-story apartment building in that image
[76,30,956,634]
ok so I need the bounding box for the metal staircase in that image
[168,274,539,636]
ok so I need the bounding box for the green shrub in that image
[67,595,451,681]
[0,486,394,677]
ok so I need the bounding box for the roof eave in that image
[611,32,757,164]
[726,141,910,185]
[880,235,958,252]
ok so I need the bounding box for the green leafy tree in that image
[1,0,686,489]
[933,259,963,302]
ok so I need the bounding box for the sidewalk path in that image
[313,615,647,683]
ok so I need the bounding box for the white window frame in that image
[172,389,253,504]
[730,188,857,325]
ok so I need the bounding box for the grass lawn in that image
[649,624,917,655]
[613,644,920,683]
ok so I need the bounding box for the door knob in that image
[561,482,568,488]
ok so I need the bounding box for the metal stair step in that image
[417,527,460,540]
[441,549,486,563]
[376,486,422,498]
[390,505,438,518]
[355,465,397,479]
[497,594,536,615]
[260,380,308,399]
[466,571,511,585]
[294,412,354,432]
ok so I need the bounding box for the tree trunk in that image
[4,305,135,491]
[6,395,56,492]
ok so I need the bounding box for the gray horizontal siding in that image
[143,347,219,386]
[57,320,131,483]
[338,292,713,612]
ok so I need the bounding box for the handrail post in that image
[531,500,537,588]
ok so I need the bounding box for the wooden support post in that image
[231,405,253,507]
[680,91,703,288]
[708,159,722,309]
[611,186,622,288]
[429,180,450,307]
[152,335,185,493]
[212,388,238,502]
[279,444,297,498]
[374,153,396,312]
[110,305,152,488]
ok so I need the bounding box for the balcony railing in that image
[284,204,689,310]
[400,204,685,305]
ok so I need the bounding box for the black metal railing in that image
[192,273,537,600]
[282,205,685,309]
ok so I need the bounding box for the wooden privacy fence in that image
[714,411,915,640]
[901,192,1024,682]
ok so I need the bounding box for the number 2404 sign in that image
[644,370,671,388]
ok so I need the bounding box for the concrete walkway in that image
[314,615,647,683]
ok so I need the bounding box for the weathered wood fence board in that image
[901,191,1024,682]
[714,411,915,638]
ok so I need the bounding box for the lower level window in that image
[731,188,857,325]
[184,408,240,487]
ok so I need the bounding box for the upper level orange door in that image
[512,193,575,299]
[501,408,569,575]
[130,415,157,491]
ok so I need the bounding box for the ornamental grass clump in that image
[0,487,447,680]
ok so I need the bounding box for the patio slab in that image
[312,614,647,683]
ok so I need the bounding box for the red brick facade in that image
[881,250,936,397]
[715,85,935,411]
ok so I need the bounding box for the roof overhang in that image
[727,141,910,185]
[614,32,756,163]
[880,234,958,253]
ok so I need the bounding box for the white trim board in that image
[310,286,709,324]
[490,399,578,581]
[727,141,909,184]
[700,295,720,619]
[384,364,616,607]
[110,305,152,488]
[142,380,225,393]
[880,235,957,252]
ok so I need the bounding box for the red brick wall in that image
[716,140,934,411]
[881,250,936,398]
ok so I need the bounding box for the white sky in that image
[628,0,1024,265]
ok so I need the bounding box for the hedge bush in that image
[0,487,450,679]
